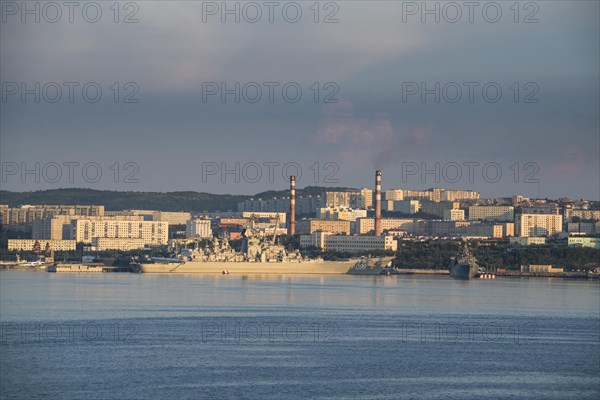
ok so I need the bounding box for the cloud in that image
[0,2,428,93]
[316,101,431,169]
[547,144,591,175]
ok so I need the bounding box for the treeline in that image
[393,241,600,271]
[0,189,245,212]
[477,246,600,271]
[0,186,352,212]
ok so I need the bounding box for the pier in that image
[47,264,132,273]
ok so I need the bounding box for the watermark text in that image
[2,161,140,184]
[201,161,339,184]
[1,1,140,23]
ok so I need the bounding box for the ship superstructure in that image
[449,242,479,280]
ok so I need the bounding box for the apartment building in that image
[443,209,465,221]
[564,209,600,221]
[316,208,367,222]
[296,219,351,235]
[186,219,213,239]
[468,206,514,221]
[300,232,397,252]
[1,204,104,226]
[518,214,563,237]
[420,201,459,218]
[70,219,168,245]
[8,239,76,251]
[356,218,427,235]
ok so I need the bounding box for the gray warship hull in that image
[449,263,478,280]
[138,257,394,275]
[138,260,355,274]
[449,242,479,280]
[141,221,394,276]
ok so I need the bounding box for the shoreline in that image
[1,264,599,280]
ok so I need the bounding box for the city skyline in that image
[1,1,598,199]
[2,2,598,399]
[0,181,593,202]
[0,184,595,204]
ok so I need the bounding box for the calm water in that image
[1,271,599,400]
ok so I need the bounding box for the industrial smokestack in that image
[375,170,382,236]
[289,175,296,235]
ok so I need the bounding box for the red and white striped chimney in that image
[375,170,382,236]
[289,175,296,235]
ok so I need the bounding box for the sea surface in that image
[1,271,599,400]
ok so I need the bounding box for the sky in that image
[1,0,599,200]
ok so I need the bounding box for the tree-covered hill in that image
[0,186,357,212]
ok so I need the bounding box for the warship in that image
[135,221,390,275]
[449,242,479,280]
[136,172,393,275]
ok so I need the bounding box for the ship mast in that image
[272,213,280,245]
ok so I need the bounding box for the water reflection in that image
[1,272,598,321]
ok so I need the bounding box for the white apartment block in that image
[441,190,480,201]
[503,222,516,237]
[186,219,213,238]
[468,206,514,221]
[296,219,351,235]
[33,215,144,240]
[402,189,437,202]
[238,196,321,214]
[466,223,503,238]
[152,211,191,225]
[316,208,367,222]
[321,192,352,208]
[381,188,479,204]
[323,235,397,252]
[356,218,423,235]
[90,238,152,251]
[444,209,465,221]
[8,239,76,251]
[299,231,330,249]
[1,204,104,225]
[70,219,168,244]
[242,212,286,224]
[522,204,560,214]
[385,189,404,201]
[518,214,563,237]
[564,209,600,221]
[383,201,393,212]
[318,190,372,210]
[105,209,156,220]
[300,232,397,252]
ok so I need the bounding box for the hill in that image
[0,186,359,212]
